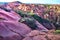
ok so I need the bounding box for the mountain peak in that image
[11,1,22,4]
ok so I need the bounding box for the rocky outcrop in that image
[0,21,31,40]
[23,30,60,40]
[0,1,60,40]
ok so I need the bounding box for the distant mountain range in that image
[0,2,8,4]
[0,1,23,5]
[0,1,60,5]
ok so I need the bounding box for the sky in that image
[0,0,60,4]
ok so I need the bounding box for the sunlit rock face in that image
[0,8,21,21]
[7,1,22,9]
